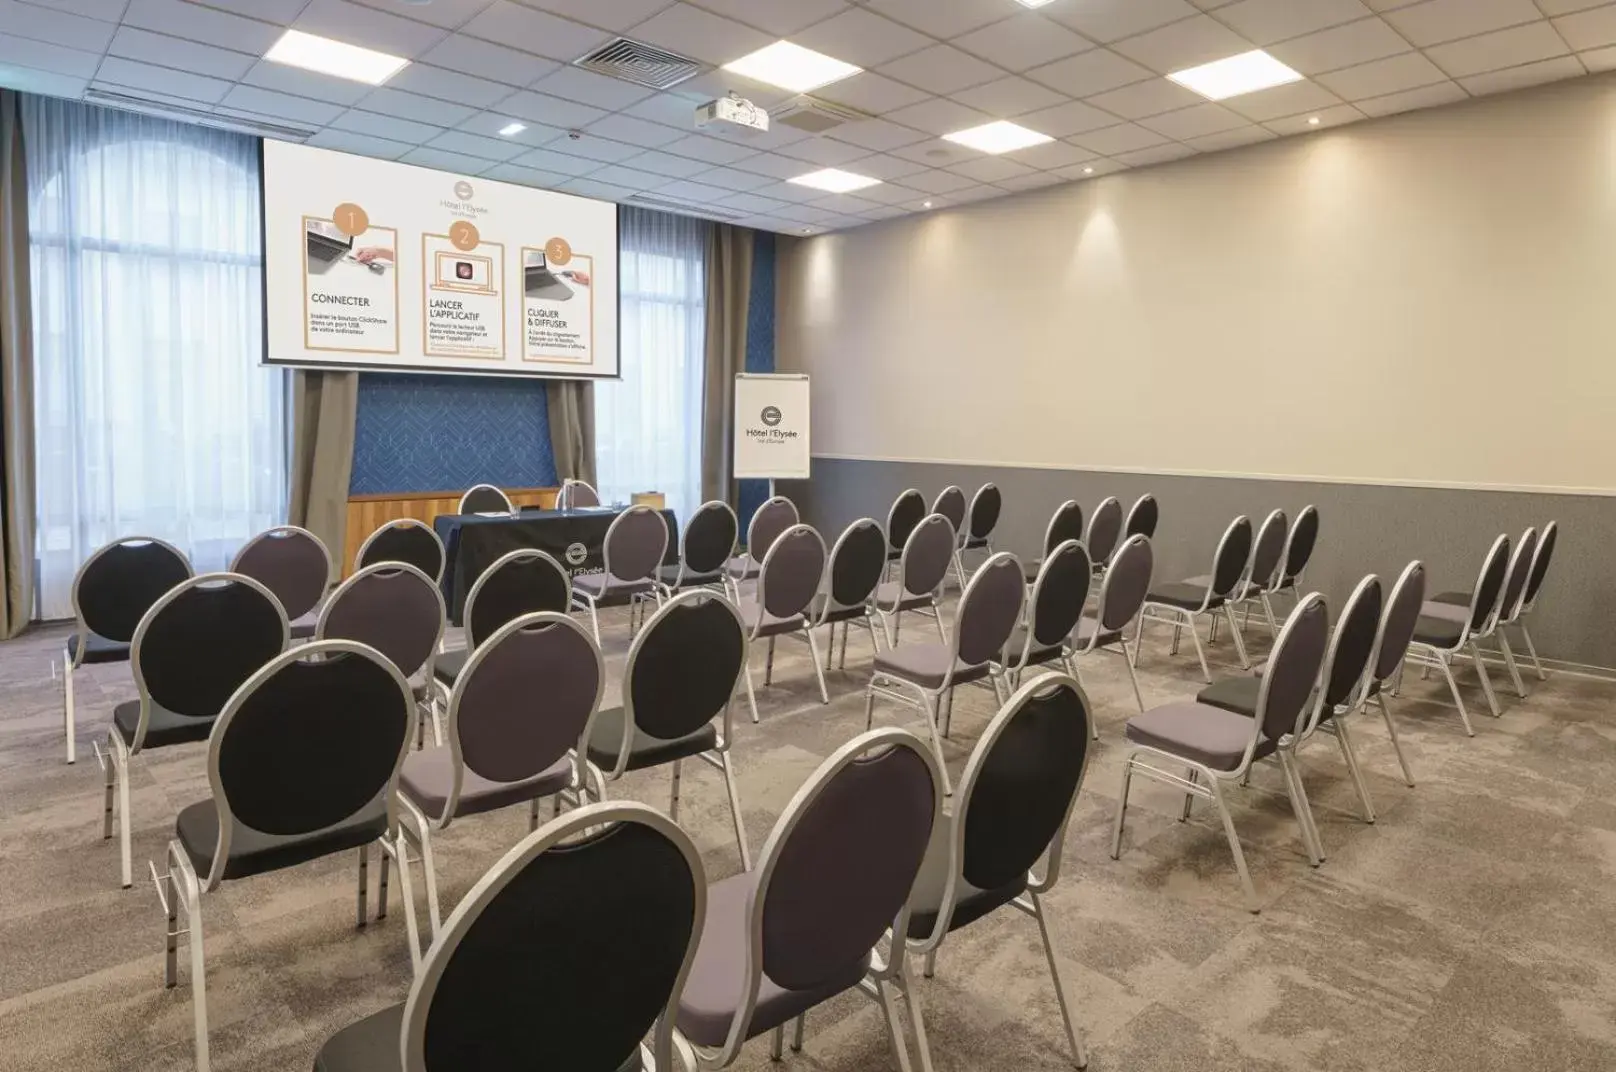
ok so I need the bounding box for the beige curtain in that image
[0,90,35,637]
[546,380,596,486]
[702,224,753,504]
[288,369,358,581]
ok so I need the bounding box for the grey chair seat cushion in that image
[873,643,992,690]
[1420,600,1470,624]
[1187,574,1266,596]
[573,573,656,605]
[1124,702,1272,771]
[1196,676,1261,718]
[67,631,131,665]
[738,601,805,639]
[289,613,319,640]
[809,593,868,625]
[677,871,871,1048]
[312,1004,642,1072]
[1003,626,1062,670]
[431,648,469,686]
[1431,590,1470,608]
[725,556,760,581]
[904,838,1026,940]
[875,581,933,612]
[660,563,724,589]
[400,747,572,821]
[113,699,214,749]
[1146,582,1218,612]
[964,536,990,550]
[585,707,718,773]
[1412,614,1465,648]
[175,801,387,883]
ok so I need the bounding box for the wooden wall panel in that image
[342,487,558,577]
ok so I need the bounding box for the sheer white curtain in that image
[595,207,707,526]
[24,97,284,620]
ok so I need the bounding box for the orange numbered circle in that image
[544,237,573,266]
[332,203,369,237]
[449,221,480,251]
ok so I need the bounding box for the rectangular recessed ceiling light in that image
[723,41,862,93]
[265,29,408,85]
[498,122,526,136]
[943,120,1053,155]
[788,168,882,194]
[1015,0,1058,7]
[1168,49,1302,101]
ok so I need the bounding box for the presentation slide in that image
[262,140,619,379]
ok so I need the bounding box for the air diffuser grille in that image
[575,38,707,91]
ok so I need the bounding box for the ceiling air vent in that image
[575,38,707,91]
[773,95,874,134]
[83,88,317,141]
[628,194,745,222]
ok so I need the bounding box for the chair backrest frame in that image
[1085,496,1123,565]
[966,483,1001,543]
[674,501,739,584]
[895,513,956,603]
[815,518,886,626]
[457,484,515,515]
[316,562,447,682]
[229,525,332,621]
[1017,541,1091,670]
[1522,520,1558,611]
[1496,527,1538,627]
[1243,509,1290,596]
[70,535,194,654]
[1305,574,1382,735]
[558,479,601,510]
[1081,534,1153,652]
[886,489,926,555]
[949,551,1026,678]
[461,548,570,649]
[355,518,446,585]
[754,524,827,633]
[1042,500,1085,558]
[601,505,670,585]
[1369,560,1426,688]
[1277,504,1319,587]
[931,486,967,543]
[1124,494,1158,540]
[747,496,799,567]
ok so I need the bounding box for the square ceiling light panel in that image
[943,120,1054,154]
[789,168,883,193]
[1168,50,1303,101]
[264,30,409,86]
[723,40,862,93]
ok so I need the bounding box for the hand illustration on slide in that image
[354,247,394,264]
[561,269,590,286]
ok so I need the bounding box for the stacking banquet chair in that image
[1515,520,1559,681]
[808,518,888,671]
[312,802,705,1072]
[356,519,446,584]
[434,548,569,691]
[959,482,1002,574]
[1085,495,1123,575]
[571,504,669,643]
[674,728,943,1071]
[457,483,514,515]
[726,495,797,594]
[585,591,753,870]
[1125,493,1159,540]
[558,478,601,509]
[876,513,956,648]
[738,524,829,723]
[100,573,288,890]
[1134,515,1254,681]
[1022,499,1084,582]
[1267,504,1319,611]
[317,562,447,744]
[1431,526,1538,700]
[1002,540,1091,693]
[1112,594,1330,912]
[884,488,926,574]
[1072,533,1154,715]
[1355,561,1426,789]
[661,500,739,596]
[397,612,604,946]
[901,674,1095,1072]
[1405,533,1511,736]
[62,536,192,764]
[231,526,331,640]
[930,485,968,589]
[1200,509,1287,644]
[866,552,1025,797]
[159,641,415,1072]
[1199,575,1385,857]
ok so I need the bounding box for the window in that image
[594,207,707,525]
[23,96,285,619]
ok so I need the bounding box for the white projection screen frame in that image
[262,140,620,380]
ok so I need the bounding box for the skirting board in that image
[781,457,1614,672]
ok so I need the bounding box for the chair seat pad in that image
[809,593,868,625]
[964,536,990,550]
[573,573,656,604]
[401,747,572,821]
[1124,702,1270,771]
[1074,616,1122,650]
[175,801,387,883]
[1196,676,1261,718]
[431,648,469,686]
[874,643,990,690]
[67,631,131,665]
[585,707,717,773]
[726,556,760,581]
[1420,599,1470,623]
[1003,626,1062,671]
[289,613,319,641]
[875,581,933,612]
[1146,583,1218,612]
[738,601,805,639]
[677,871,871,1048]
[1412,614,1466,648]
[112,699,215,750]
[905,839,1026,940]
[661,563,724,589]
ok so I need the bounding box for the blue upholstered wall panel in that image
[350,373,556,494]
[738,232,777,528]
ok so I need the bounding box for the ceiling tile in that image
[661,131,761,163]
[399,146,491,173]
[493,90,609,128]
[122,0,282,53]
[657,177,738,202]
[1055,158,1124,179]
[1459,54,1585,94]
[389,64,515,108]
[805,193,881,216]
[775,137,876,166]
[560,178,641,201]
[107,27,256,81]
[239,60,374,105]
[730,152,822,179]
[580,164,668,189]
[1139,101,1246,137]
[1582,44,1616,71]
[1114,142,1198,166]
[862,0,1014,39]
[950,75,1068,116]
[537,131,643,162]
[510,146,606,174]
[293,0,448,59]
[528,65,654,110]
[879,44,1005,96]
[331,108,445,143]
[1214,0,1373,46]
[461,2,612,62]
[890,139,971,164]
[1085,76,1204,118]
[480,162,572,188]
[851,180,930,205]
[814,71,931,113]
[1221,77,1343,120]
[835,152,933,179]
[1110,14,1256,73]
[1536,0,1615,13]
[1018,97,1123,135]
[946,155,1037,183]
[825,117,933,150]
[521,0,670,32]
[621,92,710,127]
[1068,121,1171,153]
[1186,123,1275,150]
[92,56,230,101]
[995,171,1068,190]
[791,6,932,68]
[1266,17,1411,74]
[1045,0,1201,44]
[1026,48,1155,97]
[715,191,790,214]
[690,166,776,191]
[697,121,813,152]
[1381,0,1541,47]
[901,168,983,193]
[220,84,346,124]
[418,35,558,87]
[1316,51,1448,98]
[628,3,771,65]
[459,111,567,144]
[1,0,116,51]
[1353,78,1466,115]
[1005,138,1098,168]
[681,0,850,36]
[360,86,479,127]
[1262,101,1364,132]
[1427,22,1569,78]
[349,0,494,29]
[584,113,686,148]
[424,128,527,161]
[884,96,993,135]
[948,183,1013,203]
[305,128,415,158]
[952,14,1095,69]
[619,148,718,177]
[674,70,797,111]
[1555,6,1616,51]
[182,0,306,21]
[752,180,826,203]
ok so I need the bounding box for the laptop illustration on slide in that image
[524,251,574,302]
[305,220,352,271]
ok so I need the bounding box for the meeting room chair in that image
[809,518,887,671]
[901,673,1095,1071]
[1071,533,1154,718]
[1358,561,1427,788]
[61,535,192,765]
[661,500,739,596]
[230,525,331,640]
[876,513,955,648]
[1085,495,1123,574]
[1022,499,1084,582]
[456,483,514,515]
[1003,539,1091,691]
[586,590,754,870]
[558,478,601,510]
[866,552,1024,797]
[884,488,926,572]
[571,504,669,643]
[396,612,604,944]
[1112,593,1330,911]
[318,562,447,744]
[1267,504,1319,610]
[1134,515,1254,681]
[1431,526,1538,699]
[312,802,706,1072]
[1406,533,1511,735]
[739,524,829,723]
[1515,520,1558,681]
[1125,493,1159,540]
[930,485,968,590]
[159,641,415,1072]
[434,548,569,690]
[726,495,798,594]
[674,727,943,1071]
[356,518,446,585]
[100,572,287,890]
[1201,508,1287,643]
[960,482,1002,574]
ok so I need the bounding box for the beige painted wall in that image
[777,74,1616,494]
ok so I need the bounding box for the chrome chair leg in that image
[1029,891,1088,1069]
[63,648,76,765]
[1498,631,1527,698]
[1519,621,1547,681]
[1185,612,1212,682]
[1334,719,1376,823]
[1469,641,1501,717]
[1375,693,1416,787]
[1434,653,1476,737]
[1208,776,1260,913]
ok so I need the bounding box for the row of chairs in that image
[457,477,603,516]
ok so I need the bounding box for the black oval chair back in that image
[464,550,570,648]
[458,485,513,514]
[319,563,445,681]
[1524,521,1557,608]
[1373,562,1427,685]
[967,484,1001,543]
[358,520,445,584]
[231,527,330,622]
[1124,494,1158,539]
[1101,536,1154,633]
[1257,594,1330,744]
[886,489,925,556]
[1211,516,1255,600]
[827,519,886,609]
[1030,541,1091,650]
[1044,500,1085,557]
[749,497,799,564]
[931,486,967,536]
[1248,510,1290,591]
[1085,497,1123,564]
[683,502,739,576]
[1279,505,1319,585]
[900,514,955,597]
[603,506,669,584]
[136,573,288,722]
[759,525,827,623]
[1467,534,1512,635]
[1321,576,1382,711]
[955,554,1025,668]
[627,592,747,742]
[74,537,193,644]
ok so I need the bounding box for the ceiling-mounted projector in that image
[696,93,769,135]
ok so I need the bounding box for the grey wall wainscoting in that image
[783,459,1613,674]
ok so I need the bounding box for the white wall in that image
[778,74,1616,495]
